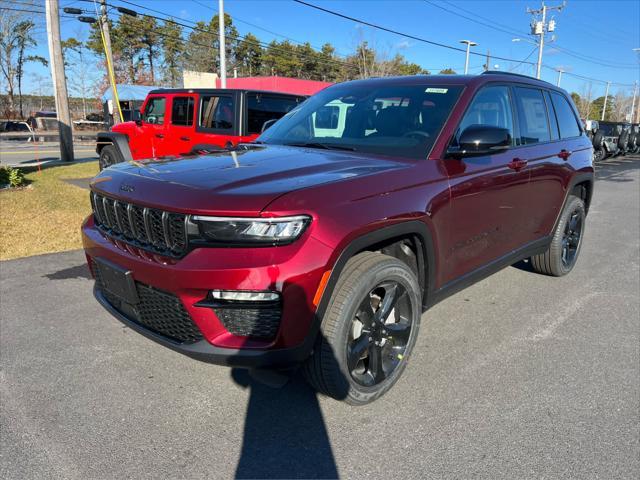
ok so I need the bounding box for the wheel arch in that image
[95,132,133,163]
[315,220,437,323]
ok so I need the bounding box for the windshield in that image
[257,83,463,159]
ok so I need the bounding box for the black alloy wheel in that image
[347,281,413,387]
[561,208,583,269]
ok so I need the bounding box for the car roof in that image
[330,71,562,92]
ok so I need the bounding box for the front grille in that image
[92,259,203,344]
[91,192,188,257]
[215,307,282,340]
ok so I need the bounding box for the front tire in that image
[303,252,422,405]
[531,195,586,276]
[99,145,121,171]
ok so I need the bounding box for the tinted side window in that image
[513,87,550,145]
[550,92,581,139]
[142,97,166,124]
[172,97,194,126]
[544,91,560,141]
[200,95,235,130]
[247,94,302,134]
[458,85,514,144]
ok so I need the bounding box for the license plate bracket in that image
[94,257,139,304]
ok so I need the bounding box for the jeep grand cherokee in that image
[82,72,594,405]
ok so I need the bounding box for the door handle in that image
[508,158,527,171]
[180,136,190,141]
[558,149,572,160]
[155,134,164,138]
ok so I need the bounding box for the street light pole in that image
[556,68,564,87]
[630,81,638,123]
[218,0,227,88]
[459,40,477,75]
[601,81,611,121]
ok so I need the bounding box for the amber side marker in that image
[313,270,332,307]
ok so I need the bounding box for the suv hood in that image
[91,145,410,215]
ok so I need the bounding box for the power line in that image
[426,0,636,69]
[294,0,636,87]
[292,0,535,66]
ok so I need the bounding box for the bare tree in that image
[62,30,94,119]
[0,10,45,118]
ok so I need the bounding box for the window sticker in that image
[425,88,449,94]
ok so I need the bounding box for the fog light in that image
[210,290,280,302]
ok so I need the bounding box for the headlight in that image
[191,215,311,245]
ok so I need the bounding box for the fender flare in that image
[315,220,437,323]
[96,132,133,163]
[552,171,595,233]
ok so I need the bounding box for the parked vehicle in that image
[83,72,594,404]
[597,121,623,158]
[628,124,639,153]
[584,119,605,161]
[96,89,306,170]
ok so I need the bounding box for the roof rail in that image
[481,70,556,86]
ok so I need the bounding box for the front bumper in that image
[82,216,333,367]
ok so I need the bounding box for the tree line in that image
[84,12,444,88]
[1,8,462,119]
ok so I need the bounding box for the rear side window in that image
[544,91,560,141]
[550,92,581,138]
[142,97,166,124]
[513,87,550,145]
[199,95,235,130]
[247,94,302,134]
[172,97,194,126]
[458,85,515,143]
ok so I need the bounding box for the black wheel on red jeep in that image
[303,252,421,405]
[530,195,586,277]
[99,145,119,171]
[593,147,605,162]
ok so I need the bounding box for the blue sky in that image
[18,0,640,97]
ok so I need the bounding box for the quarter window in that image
[550,92,581,138]
[199,95,235,130]
[247,94,303,134]
[142,97,166,124]
[171,97,194,126]
[513,87,550,145]
[458,85,514,143]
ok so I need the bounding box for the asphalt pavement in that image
[1,155,639,479]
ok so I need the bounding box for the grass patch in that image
[0,161,99,260]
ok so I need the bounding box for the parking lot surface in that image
[1,155,639,479]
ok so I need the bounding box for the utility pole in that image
[485,50,490,71]
[527,1,565,79]
[630,81,638,123]
[459,40,477,74]
[100,0,121,124]
[601,81,610,121]
[218,0,227,88]
[556,68,564,87]
[45,0,74,162]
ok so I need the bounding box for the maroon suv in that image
[82,72,594,405]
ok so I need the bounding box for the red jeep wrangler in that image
[96,89,306,169]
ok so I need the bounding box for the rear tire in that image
[593,147,605,162]
[303,252,422,405]
[531,195,586,277]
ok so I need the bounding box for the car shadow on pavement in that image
[231,367,341,479]
[44,263,92,281]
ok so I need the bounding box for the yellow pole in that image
[98,18,123,123]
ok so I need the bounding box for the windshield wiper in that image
[284,142,356,151]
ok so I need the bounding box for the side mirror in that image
[261,118,278,133]
[135,109,143,126]
[448,125,511,158]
